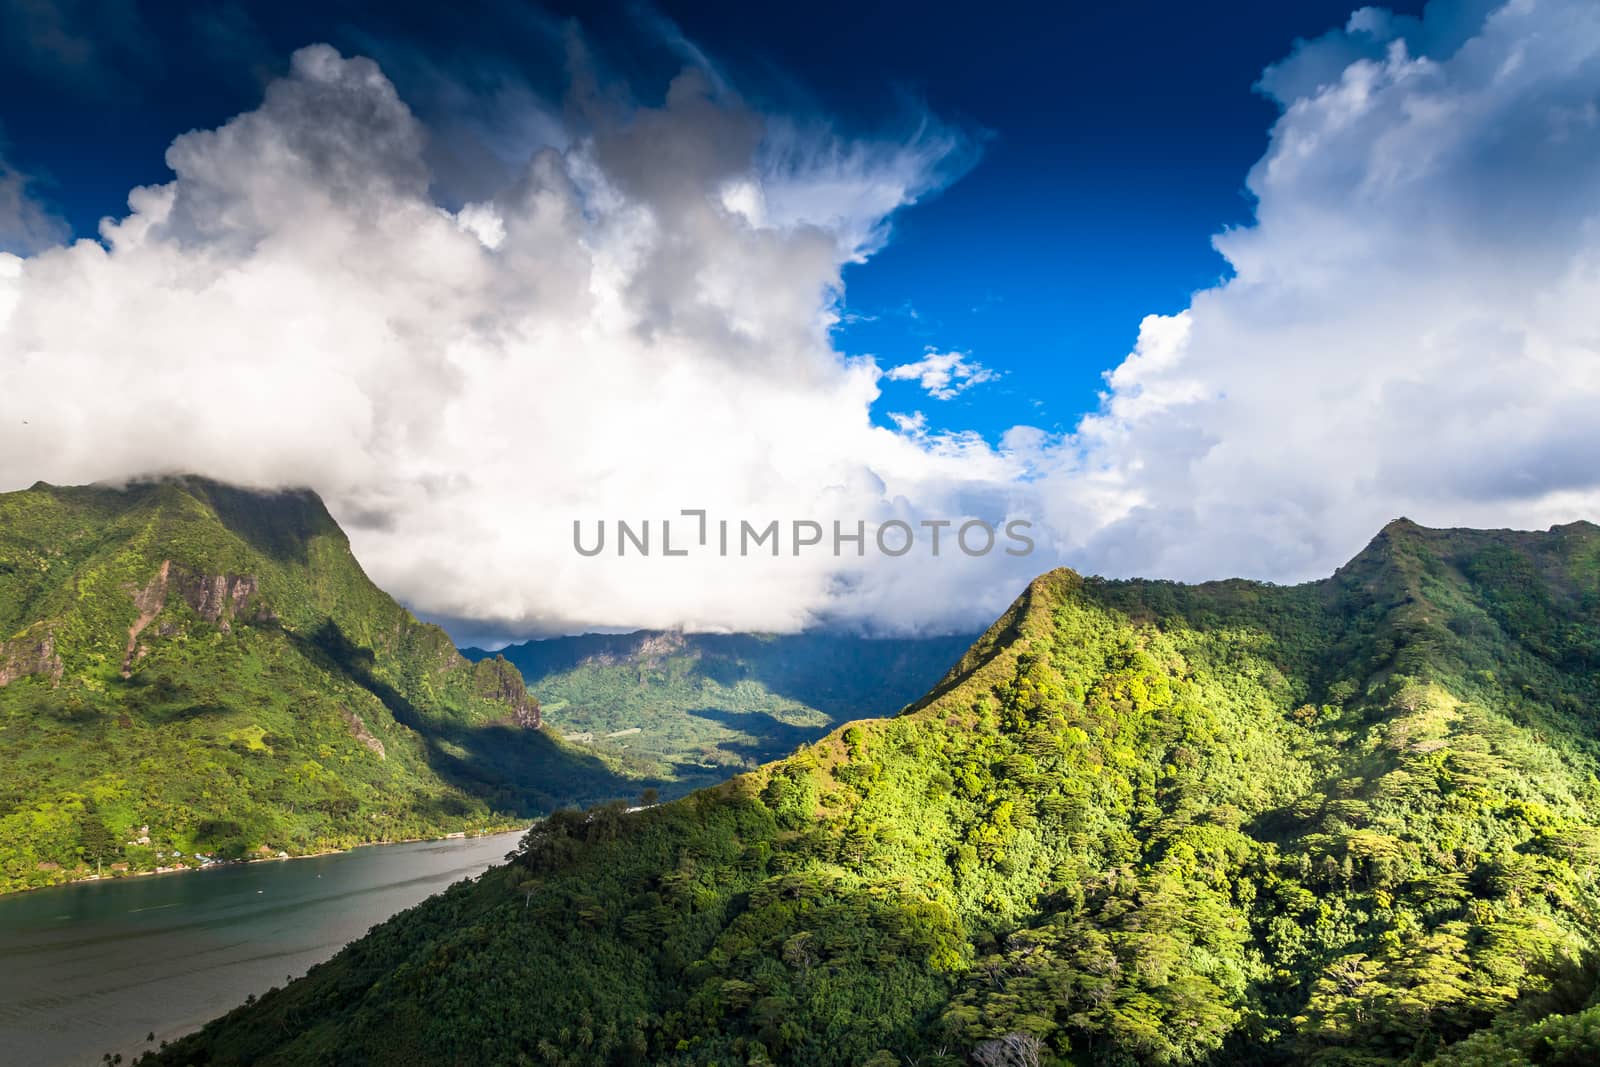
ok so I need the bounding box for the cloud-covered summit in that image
[5,0,1600,638]
[1,38,1011,636]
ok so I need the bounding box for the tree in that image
[972,1033,1044,1067]
[78,805,120,875]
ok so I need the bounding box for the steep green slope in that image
[154,520,1600,1066]
[0,478,646,893]
[465,630,976,792]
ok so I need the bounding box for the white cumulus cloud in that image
[1058,0,1600,582]
[0,41,1023,638]
[883,349,999,400]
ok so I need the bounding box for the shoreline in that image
[0,825,533,1067]
[7,824,531,898]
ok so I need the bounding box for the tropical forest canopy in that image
[153,518,1600,1065]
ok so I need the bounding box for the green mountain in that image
[156,519,1600,1065]
[465,630,977,793]
[0,477,643,894]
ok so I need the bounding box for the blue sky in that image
[8,0,1595,639]
[1,0,1422,442]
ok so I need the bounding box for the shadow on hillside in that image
[722,634,976,716]
[177,478,341,565]
[684,706,835,764]
[292,620,662,816]
[480,631,980,722]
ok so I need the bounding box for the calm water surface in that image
[0,831,523,1066]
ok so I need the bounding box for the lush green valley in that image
[0,478,645,894]
[466,630,976,793]
[151,518,1600,1066]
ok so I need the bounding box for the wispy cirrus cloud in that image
[0,152,67,254]
[0,0,156,96]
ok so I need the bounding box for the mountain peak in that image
[0,475,621,895]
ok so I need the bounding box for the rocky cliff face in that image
[472,656,541,728]
[121,561,274,675]
[174,568,262,628]
[0,629,62,687]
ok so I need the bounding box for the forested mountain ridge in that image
[156,519,1600,1065]
[0,477,640,893]
[464,629,977,793]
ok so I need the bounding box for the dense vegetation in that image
[467,630,975,793]
[146,518,1600,1064]
[0,478,647,893]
